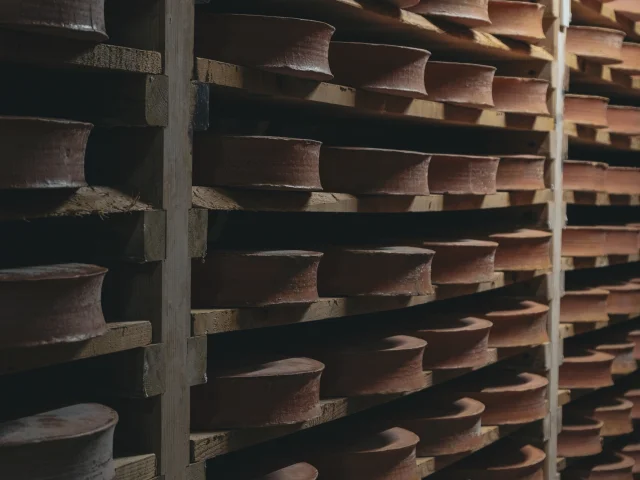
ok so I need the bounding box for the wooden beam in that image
[115,454,157,480]
[562,254,640,271]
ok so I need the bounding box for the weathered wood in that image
[566,122,640,151]
[567,53,640,99]
[188,209,208,259]
[0,321,152,375]
[196,59,554,132]
[187,336,207,386]
[192,187,553,213]
[115,454,157,480]
[0,29,161,73]
[562,254,640,271]
[564,190,640,206]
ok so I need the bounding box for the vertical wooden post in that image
[547,0,569,477]
[158,0,193,478]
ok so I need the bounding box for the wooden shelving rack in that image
[2,0,639,478]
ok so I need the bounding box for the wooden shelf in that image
[559,313,640,338]
[562,254,640,271]
[0,321,152,375]
[190,345,553,462]
[115,454,157,480]
[200,0,554,62]
[196,59,554,132]
[192,187,553,213]
[565,122,640,151]
[564,190,640,206]
[558,389,572,407]
[0,29,161,74]
[0,186,155,221]
[567,53,640,99]
[192,271,550,335]
[571,0,640,41]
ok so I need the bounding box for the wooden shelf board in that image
[560,313,640,338]
[190,345,550,462]
[0,321,153,375]
[0,186,156,221]
[192,271,551,335]
[192,187,553,213]
[0,29,161,74]
[565,122,640,152]
[567,53,640,99]
[115,454,157,480]
[571,0,640,41]
[564,190,640,206]
[196,59,554,132]
[203,0,553,61]
[562,254,640,271]
[558,389,572,407]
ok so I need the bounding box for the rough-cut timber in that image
[566,26,625,64]
[492,77,550,115]
[421,240,497,284]
[194,14,335,81]
[308,427,419,480]
[0,0,107,41]
[311,335,427,396]
[572,397,633,436]
[191,250,323,308]
[595,342,637,375]
[600,282,640,314]
[559,350,615,388]
[329,42,430,98]
[409,0,491,27]
[496,155,546,191]
[451,444,546,480]
[607,106,640,135]
[563,160,608,192]
[399,397,486,456]
[319,147,431,195]
[257,463,319,480]
[0,117,91,190]
[0,263,107,349]
[317,247,434,297]
[428,154,499,195]
[192,135,322,191]
[563,452,634,480]
[564,94,610,128]
[560,288,610,323]
[489,229,552,271]
[411,316,492,369]
[191,357,324,429]
[558,416,604,458]
[484,299,549,348]
[0,404,118,479]
[479,1,546,43]
[463,372,548,425]
[605,167,640,195]
[424,61,495,108]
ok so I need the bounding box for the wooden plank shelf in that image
[192,271,551,335]
[565,122,640,151]
[560,313,640,339]
[195,59,555,132]
[0,29,162,74]
[564,190,640,206]
[115,454,157,480]
[567,53,640,99]
[562,254,640,271]
[204,0,554,61]
[0,186,156,221]
[192,187,553,213]
[0,321,152,376]
[571,0,640,41]
[190,345,551,462]
[558,389,572,407]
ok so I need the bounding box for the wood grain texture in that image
[195,59,554,132]
[115,454,157,480]
[562,254,640,270]
[566,122,640,151]
[192,187,552,213]
[0,321,152,375]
